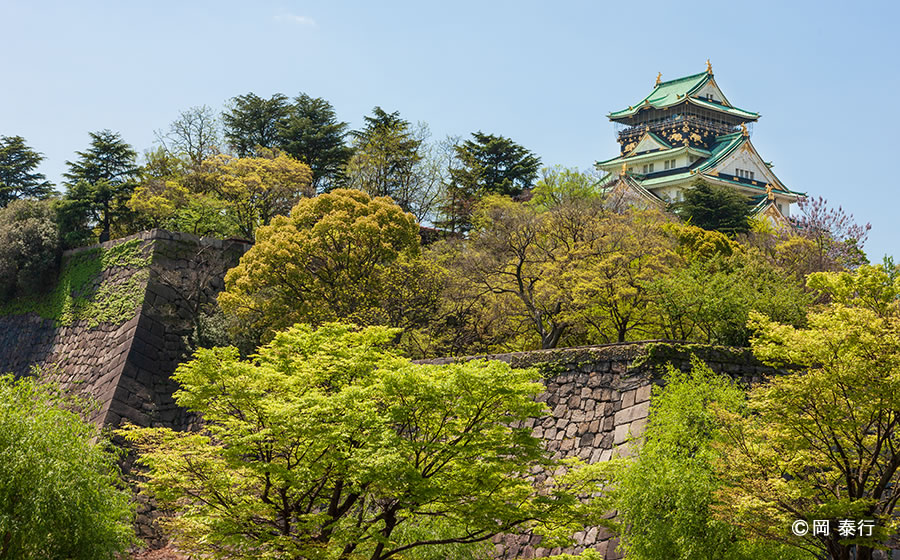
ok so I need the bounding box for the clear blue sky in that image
[2,0,898,259]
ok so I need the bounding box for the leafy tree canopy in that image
[279,93,353,192]
[345,107,426,213]
[0,199,60,300]
[124,323,602,560]
[454,131,540,198]
[0,374,134,559]
[62,130,141,242]
[673,180,751,236]
[218,188,436,342]
[715,264,900,559]
[0,136,54,207]
[204,148,313,240]
[612,359,811,560]
[222,92,290,157]
[438,132,540,232]
[528,166,601,209]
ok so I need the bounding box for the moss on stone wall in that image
[0,238,151,327]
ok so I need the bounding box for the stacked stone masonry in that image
[425,343,783,559]
[0,229,250,428]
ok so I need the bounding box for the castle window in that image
[664,160,670,170]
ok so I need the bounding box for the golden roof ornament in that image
[740,122,748,137]
[706,59,712,74]
[621,162,627,176]
[656,72,662,85]
[766,184,774,200]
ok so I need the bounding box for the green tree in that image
[62,130,141,242]
[649,226,810,346]
[434,199,671,354]
[218,189,435,341]
[0,136,54,207]
[528,166,601,209]
[673,180,752,235]
[204,148,313,239]
[0,200,61,300]
[566,209,676,343]
[344,107,423,210]
[613,360,812,560]
[439,131,540,231]
[715,265,900,559]
[155,105,221,168]
[279,93,353,192]
[222,92,290,157]
[447,195,575,350]
[124,323,599,560]
[0,374,134,559]
[454,132,540,197]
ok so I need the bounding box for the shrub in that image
[0,373,134,559]
[0,199,61,300]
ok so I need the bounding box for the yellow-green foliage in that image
[713,265,900,557]
[0,238,151,327]
[220,188,428,341]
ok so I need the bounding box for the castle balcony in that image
[615,114,749,145]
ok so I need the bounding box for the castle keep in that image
[596,62,802,226]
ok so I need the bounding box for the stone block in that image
[614,423,630,445]
[636,383,652,403]
[630,417,648,438]
[614,401,650,424]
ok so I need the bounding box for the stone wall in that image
[0,229,250,428]
[427,342,782,560]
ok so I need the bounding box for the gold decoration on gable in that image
[690,133,702,143]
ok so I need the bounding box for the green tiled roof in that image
[608,72,758,121]
[689,97,759,120]
[610,72,708,118]
[596,144,711,168]
[693,132,744,172]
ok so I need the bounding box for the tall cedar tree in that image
[453,132,540,197]
[345,107,423,210]
[672,180,751,235]
[279,93,353,192]
[222,93,290,157]
[440,132,540,232]
[0,136,54,207]
[62,130,140,243]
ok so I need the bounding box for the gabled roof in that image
[692,132,745,173]
[603,175,666,209]
[629,132,672,155]
[608,71,758,121]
